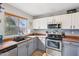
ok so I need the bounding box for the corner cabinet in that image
[33,17,48,29]
[38,36,46,51]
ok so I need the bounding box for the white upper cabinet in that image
[47,17,53,24]
[33,17,48,29]
[39,17,48,29]
[71,12,79,29]
[61,12,79,29]
[33,19,39,29]
[33,12,79,29]
[61,14,72,29]
[52,15,61,24]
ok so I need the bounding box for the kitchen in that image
[0,3,79,56]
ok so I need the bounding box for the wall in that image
[33,7,79,19]
[31,29,47,33]
[63,29,79,35]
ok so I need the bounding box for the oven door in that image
[46,39,62,51]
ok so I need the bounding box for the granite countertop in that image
[63,35,79,42]
[0,33,46,51]
[1,33,79,51]
[0,41,17,50]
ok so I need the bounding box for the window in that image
[18,18,28,35]
[5,15,28,36]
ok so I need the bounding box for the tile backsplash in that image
[31,29,47,33]
[32,29,79,35]
[62,29,79,35]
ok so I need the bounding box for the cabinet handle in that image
[70,26,72,29]
[73,25,75,29]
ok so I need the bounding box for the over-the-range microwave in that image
[47,24,61,29]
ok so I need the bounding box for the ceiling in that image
[9,3,79,16]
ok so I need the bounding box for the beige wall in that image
[2,3,32,18]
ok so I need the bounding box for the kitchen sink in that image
[13,36,25,42]
[13,36,31,42]
[13,36,32,42]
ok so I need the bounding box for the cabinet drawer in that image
[63,41,79,47]
[27,39,33,44]
[71,42,79,47]
[18,41,27,47]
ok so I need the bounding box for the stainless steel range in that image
[46,24,64,56]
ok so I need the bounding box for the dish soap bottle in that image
[0,35,3,44]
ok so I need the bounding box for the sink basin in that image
[13,36,31,42]
[13,36,25,42]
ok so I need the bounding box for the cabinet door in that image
[72,12,79,29]
[40,18,47,29]
[38,37,46,51]
[61,14,72,29]
[28,39,34,56]
[18,42,28,56]
[63,41,77,56]
[0,48,17,56]
[77,47,79,56]
[53,15,61,24]
[18,45,28,56]
[33,38,37,51]
[8,48,17,56]
[33,18,48,29]
[47,17,53,24]
[33,19,39,29]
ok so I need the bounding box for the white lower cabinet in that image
[38,37,46,51]
[63,41,79,56]
[28,39,34,56]
[17,41,28,56]
[17,39,36,56]
[33,38,38,51]
[0,48,17,56]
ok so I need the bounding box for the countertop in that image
[0,41,17,50]
[1,33,79,51]
[63,35,79,42]
[0,33,46,51]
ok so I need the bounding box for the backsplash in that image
[63,29,79,35]
[32,29,79,35]
[31,29,47,33]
